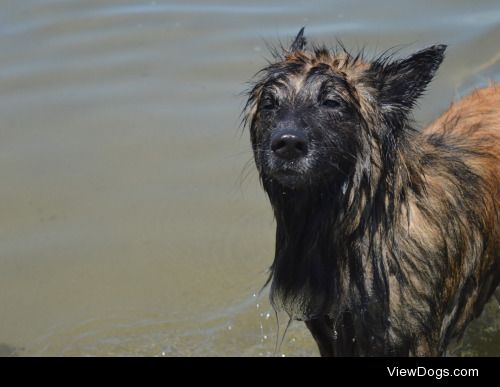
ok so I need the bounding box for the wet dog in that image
[243,28,500,356]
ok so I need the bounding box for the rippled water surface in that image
[0,0,499,356]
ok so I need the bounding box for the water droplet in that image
[263,335,268,340]
[256,303,260,309]
[332,330,338,340]
[265,312,271,320]
[281,354,286,357]
[227,325,232,331]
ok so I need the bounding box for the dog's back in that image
[422,85,500,276]
[400,85,500,353]
[424,85,500,188]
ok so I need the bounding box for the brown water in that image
[0,0,499,357]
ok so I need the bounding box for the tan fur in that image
[419,85,500,342]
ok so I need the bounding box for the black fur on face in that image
[250,63,365,189]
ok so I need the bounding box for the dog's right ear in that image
[290,27,306,51]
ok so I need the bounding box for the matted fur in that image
[243,28,500,356]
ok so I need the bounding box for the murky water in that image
[0,0,498,356]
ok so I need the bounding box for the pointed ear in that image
[376,45,447,112]
[290,27,306,51]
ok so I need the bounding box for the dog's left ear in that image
[290,27,306,51]
[375,45,447,113]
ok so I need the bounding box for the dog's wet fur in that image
[243,28,500,356]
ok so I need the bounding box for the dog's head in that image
[244,28,446,190]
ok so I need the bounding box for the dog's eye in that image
[322,99,341,109]
[261,95,278,110]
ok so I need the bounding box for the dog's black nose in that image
[271,130,308,160]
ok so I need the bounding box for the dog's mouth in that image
[271,170,308,188]
[267,159,312,188]
[266,154,345,189]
